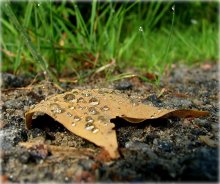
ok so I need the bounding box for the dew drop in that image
[130,99,140,106]
[85,123,95,130]
[77,105,86,110]
[92,128,99,134]
[157,109,162,112]
[77,97,85,103]
[88,107,98,115]
[139,26,143,32]
[101,105,110,111]
[85,116,94,123]
[63,93,76,102]
[68,105,75,110]
[89,97,99,106]
[98,116,108,125]
[32,112,46,119]
[73,116,81,122]
[72,90,79,95]
[71,122,76,127]
[66,112,72,117]
[50,103,64,114]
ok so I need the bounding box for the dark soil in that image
[1,63,219,182]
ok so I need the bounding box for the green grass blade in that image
[2,1,57,82]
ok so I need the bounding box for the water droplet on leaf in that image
[77,97,85,103]
[85,123,95,130]
[85,116,94,123]
[89,97,99,106]
[50,103,64,114]
[82,93,91,97]
[73,116,81,122]
[88,107,98,115]
[98,116,108,125]
[66,112,72,117]
[63,93,76,102]
[92,128,99,134]
[101,105,110,111]
[71,122,76,126]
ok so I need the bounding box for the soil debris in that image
[1,63,218,182]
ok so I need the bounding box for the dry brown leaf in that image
[25,88,209,159]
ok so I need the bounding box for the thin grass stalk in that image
[2,1,57,82]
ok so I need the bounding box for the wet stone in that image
[158,141,173,152]
[114,80,133,90]
[142,94,162,107]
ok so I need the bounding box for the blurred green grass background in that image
[1,1,218,82]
